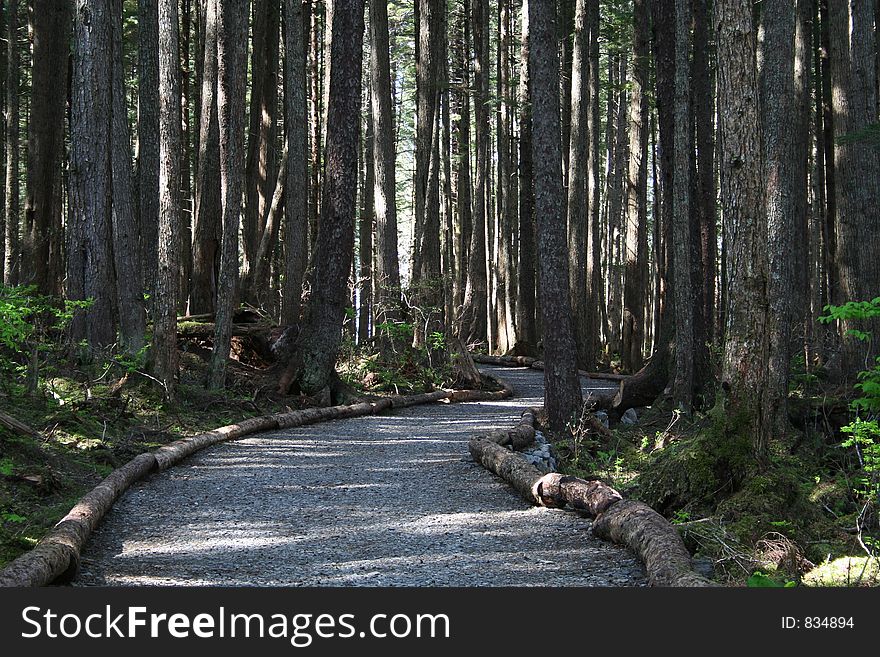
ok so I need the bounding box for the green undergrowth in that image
[547,391,872,586]
[0,348,303,570]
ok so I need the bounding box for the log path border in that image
[469,410,715,586]
[0,378,513,587]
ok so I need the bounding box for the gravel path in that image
[75,367,646,586]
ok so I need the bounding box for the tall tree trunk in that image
[358,98,374,343]
[152,0,182,394]
[454,0,474,328]
[69,0,115,349]
[828,0,880,377]
[25,0,71,297]
[585,0,601,366]
[179,0,193,313]
[5,0,19,285]
[762,0,805,434]
[207,0,248,389]
[672,0,693,411]
[369,0,402,327]
[622,0,649,374]
[494,0,515,354]
[242,0,280,301]
[693,0,716,348]
[529,0,583,431]
[111,0,146,354]
[716,0,771,464]
[307,1,322,259]
[461,0,490,347]
[190,0,221,315]
[138,0,160,301]
[412,0,444,346]
[606,53,628,355]
[281,0,308,326]
[566,0,589,367]
[293,0,363,396]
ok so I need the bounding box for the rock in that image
[621,408,638,426]
[595,410,610,429]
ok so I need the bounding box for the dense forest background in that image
[0,0,879,585]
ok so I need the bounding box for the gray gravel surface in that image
[75,366,646,586]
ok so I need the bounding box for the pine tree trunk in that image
[359,101,374,343]
[494,0,515,355]
[111,0,146,354]
[25,0,71,298]
[622,0,649,374]
[281,0,308,327]
[716,0,771,464]
[369,0,402,326]
[762,0,805,434]
[529,0,583,431]
[190,0,221,315]
[69,0,115,349]
[461,0,489,347]
[138,0,160,299]
[693,0,716,348]
[5,0,20,285]
[152,0,182,395]
[294,0,363,397]
[567,0,589,368]
[179,0,193,313]
[672,0,694,412]
[207,0,249,389]
[242,0,280,301]
[828,0,880,377]
[454,0,474,328]
[585,0,601,366]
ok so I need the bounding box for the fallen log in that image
[591,499,714,587]
[177,322,274,338]
[154,415,281,470]
[0,410,45,440]
[0,453,157,586]
[468,437,545,505]
[535,473,622,516]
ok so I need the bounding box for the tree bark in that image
[207,0,249,389]
[529,0,583,431]
[567,0,589,368]
[828,0,880,377]
[716,0,771,464]
[25,0,71,297]
[292,0,363,397]
[762,0,806,434]
[111,0,146,354]
[281,0,309,327]
[152,0,182,395]
[190,0,221,315]
[69,0,115,349]
[369,0,402,325]
[622,0,649,374]
[460,0,490,348]
[693,0,716,353]
[5,0,20,286]
[138,0,160,298]
[672,0,694,412]
[242,0,280,301]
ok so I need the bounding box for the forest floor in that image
[546,373,880,587]
[72,366,646,586]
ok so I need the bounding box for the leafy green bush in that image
[0,285,91,392]
[819,298,880,555]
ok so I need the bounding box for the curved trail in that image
[75,367,646,586]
